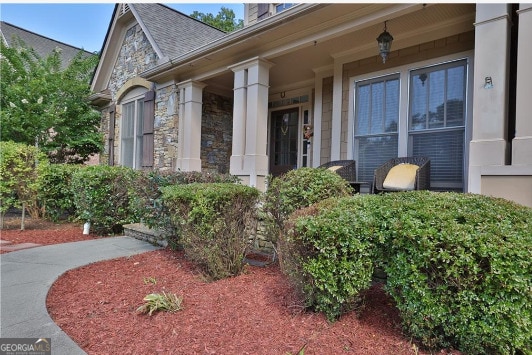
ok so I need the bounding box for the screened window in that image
[121,98,144,169]
[354,75,400,182]
[409,60,466,190]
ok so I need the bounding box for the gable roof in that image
[0,21,94,69]
[130,3,226,61]
[91,3,227,97]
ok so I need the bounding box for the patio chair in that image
[372,156,430,194]
[318,160,367,192]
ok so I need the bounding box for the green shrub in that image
[281,191,531,353]
[0,141,49,224]
[37,163,83,221]
[162,183,260,280]
[374,191,532,354]
[281,196,379,321]
[71,165,142,235]
[261,167,353,245]
[134,170,240,238]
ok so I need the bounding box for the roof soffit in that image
[141,3,425,82]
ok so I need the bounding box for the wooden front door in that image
[269,108,299,177]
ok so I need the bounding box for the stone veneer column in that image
[176,80,206,172]
[469,4,512,192]
[229,58,273,190]
[512,4,532,165]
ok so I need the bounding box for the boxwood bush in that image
[261,167,353,245]
[282,191,531,353]
[162,183,260,281]
[37,163,83,221]
[71,165,142,235]
[376,191,531,354]
[134,170,240,238]
[281,196,379,321]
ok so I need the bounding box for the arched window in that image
[119,87,154,169]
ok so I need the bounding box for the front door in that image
[269,108,299,176]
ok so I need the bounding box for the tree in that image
[0,38,103,164]
[190,7,243,33]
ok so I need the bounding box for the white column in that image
[469,4,512,192]
[330,62,343,161]
[229,57,273,189]
[312,68,332,167]
[229,68,247,175]
[512,4,532,165]
[176,80,206,172]
[244,59,272,185]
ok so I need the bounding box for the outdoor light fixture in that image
[484,76,493,89]
[376,21,394,63]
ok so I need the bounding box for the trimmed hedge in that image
[377,191,531,354]
[134,170,240,238]
[71,165,142,235]
[162,183,260,280]
[282,197,377,321]
[0,141,49,221]
[37,163,83,221]
[261,167,353,244]
[281,191,531,353]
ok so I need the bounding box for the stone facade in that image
[100,22,234,173]
[154,84,179,170]
[109,24,158,97]
[201,92,233,174]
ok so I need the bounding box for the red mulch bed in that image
[2,217,460,354]
[0,217,98,253]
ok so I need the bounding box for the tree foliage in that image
[190,7,243,33]
[0,38,103,164]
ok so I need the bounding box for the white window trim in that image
[347,50,474,190]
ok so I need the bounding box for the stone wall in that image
[201,92,233,174]
[109,24,158,98]
[154,84,179,170]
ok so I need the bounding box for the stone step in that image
[123,223,168,247]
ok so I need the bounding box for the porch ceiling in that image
[145,3,476,96]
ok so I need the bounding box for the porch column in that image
[512,4,532,165]
[229,67,247,175]
[229,57,273,190]
[469,4,512,193]
[330,62,343,161]
[176,80,206,172]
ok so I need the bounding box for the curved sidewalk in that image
[1,236,161,354]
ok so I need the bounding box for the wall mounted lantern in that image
[376,21,394,63]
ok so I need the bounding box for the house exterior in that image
[90,3,532,207]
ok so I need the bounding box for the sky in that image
[0,2,246,53]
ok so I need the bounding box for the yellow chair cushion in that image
[327,166,343,172]
[382,163,419,191]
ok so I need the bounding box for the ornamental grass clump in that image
[136,292,183,316]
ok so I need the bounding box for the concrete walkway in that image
[1,237,161,354]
